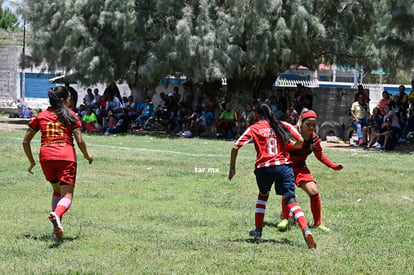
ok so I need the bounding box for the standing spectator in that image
[172,86,181,107]
[182,83,193,110]
[83,88,94,107]
[93,88,101,103]
[398,85,407,99]
[294,85,313,114]
[228,104,316,248]
[22,86,93,239]
[350,94,370,145]
[354,84,369,103]
[277,109,343,232]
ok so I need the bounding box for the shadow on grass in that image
[19,232,80,249]
[231,237,296,246]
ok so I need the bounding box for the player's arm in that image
[314,150,343,170]
[228,144,242,181]
[22,128,37,174]
[73,128,93,164]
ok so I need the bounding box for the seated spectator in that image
[175,104,191,135]
[83,88,94,107]
[125,96,138,120]
[104,109,130,135]
[82,107,98,133]
[364,107,383,150]
[92,102,102,129]
[106,92,122,118]
[102,114,118,133]
[120,96,128,109]
[201,104,214,125]
[377,117,399,151]
[350,93,370,145]
[93,88,101,103]
[377,91,391,116]
[399,99,414,144]
[236,103,257,138]
[383,104,401,138]
[285,104,299,125]
[216,102,237,139]
[189,110,207,137]
[77,104,87,118]
[135,97,154,130]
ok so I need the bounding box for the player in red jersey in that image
[23,86,93,239]
[277,109,344,232]
[228,104,316,249]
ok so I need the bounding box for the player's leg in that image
[50,180,61,211]
[251,167,273,238]
[301,181,330,232]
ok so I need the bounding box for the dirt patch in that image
[0,114,30,131]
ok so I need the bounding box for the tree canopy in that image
[21,0,414,92]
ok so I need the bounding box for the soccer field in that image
[0,129,413,274]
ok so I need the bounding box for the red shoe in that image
[49,212,64,239]
[358,140,364,146]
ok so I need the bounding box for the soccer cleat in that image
[302,228,317,249]
[49,212,64,239]
[249,229,262,239]
[316,224,331,233]
[277,219,289,231]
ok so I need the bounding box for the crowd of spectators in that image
[71,80,414,150]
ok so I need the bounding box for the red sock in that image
[54,196,72,220]
[255,195,268,229]
[310,194,321,226]
[287,202,308,230]
[51,192,61,211]
[281,197,289,220]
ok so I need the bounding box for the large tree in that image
[20,0,412,98]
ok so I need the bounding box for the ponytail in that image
[48,86,78,126]
[257,103,292,144]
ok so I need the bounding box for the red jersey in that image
[235,119,301,169]
[288,125,338,170]
[28,108,82,162]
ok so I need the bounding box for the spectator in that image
[82,107,98,133]
[190,109,207,137]
[202,104,214,125]
[235,103,257,138]
[275,89,287,120]
[135,97,154,130]
[350,93,370,145]
[106,92,122,117]
[285,104,299,125]
[182,83,193,110]
[120,96,128,109]
[389,94,403,127]
[354,84,369,103]
[172,86,181,107]
[83,88,94,107]
[105,109,131,135]
[216,102,237,139]
[364,107,383,150]
[294,85,313,114]
[376,91,391,116]
[93,88,101,103]
[206,96,216,117]
[383,104,401,138]
[376,117,398,151]
[398,85,407,99]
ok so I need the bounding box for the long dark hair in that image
[257,103,293,145]
[48,86,78,126]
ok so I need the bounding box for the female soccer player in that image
[23,86,93,239]
[228,104,316,249]
[277,109,343,232]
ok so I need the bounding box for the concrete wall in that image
[0,46,20,112]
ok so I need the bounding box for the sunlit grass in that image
[0,130,413,273]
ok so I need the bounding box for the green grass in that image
[0,129,413,274]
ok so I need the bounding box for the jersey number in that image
[267,137,278,156]
[46,122,64,138]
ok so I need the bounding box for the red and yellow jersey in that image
[235,119,301,169]
[28,108,82,162]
